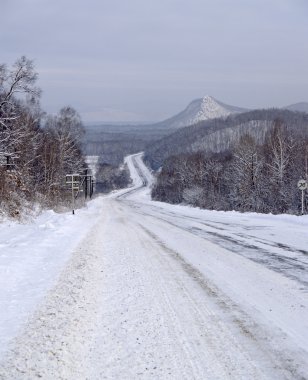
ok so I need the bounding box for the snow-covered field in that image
[0,153,307,379]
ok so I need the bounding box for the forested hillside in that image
[145,109,308,170]
[152,120,308,214]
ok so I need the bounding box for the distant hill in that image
[152,95,248,130]
[84,95,247,133]
[144,108,308,169]
[284,102,308,113]
[83,96,308,166]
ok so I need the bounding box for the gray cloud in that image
[1,0,307,122]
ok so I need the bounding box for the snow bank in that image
[0,196,105,357]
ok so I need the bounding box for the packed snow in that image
[0,152,307,379]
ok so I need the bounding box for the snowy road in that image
[0,153,308,379]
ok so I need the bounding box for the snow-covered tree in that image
[0,56,40,167]
[263,120,296,212]
[0,57,86,216]
[41,107,85,201]
[230,135,264,211]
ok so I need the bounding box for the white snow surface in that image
[0,198,104,357]
[0,152,308,379]
[159,95,245,129]
[193,95,231,122]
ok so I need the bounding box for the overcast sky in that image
[1,0,308,122]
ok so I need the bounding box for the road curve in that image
[0,153,307,380]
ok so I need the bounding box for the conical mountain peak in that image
[154,95,247,129]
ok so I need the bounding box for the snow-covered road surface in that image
[0,153,308,379]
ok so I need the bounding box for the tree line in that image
[0,56,85,217]
[95,162,131,193]
[145,109,308,170]
[152,120,308,214]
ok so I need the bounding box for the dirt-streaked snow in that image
[0,153,307,379]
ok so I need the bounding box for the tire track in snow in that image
[122,154,308,286]
[136,223,306,380]
[125,202,308,287]
[83,202,206,379]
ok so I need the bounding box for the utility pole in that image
[66,172,94,214]
[71,180,75,215]
[297,179,307,215]
[84,169,88,199]
[90,178,94,198]
[66,174,80,215]
[305,145,308,181]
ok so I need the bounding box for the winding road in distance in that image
[1,153,307,380]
